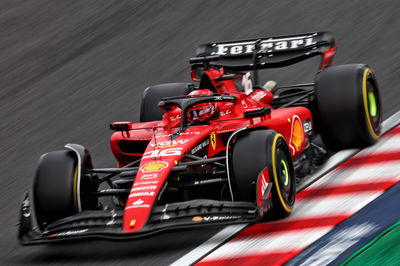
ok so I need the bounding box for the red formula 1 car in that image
[19,32,381,244]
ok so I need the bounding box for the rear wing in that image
[195,32,336,71]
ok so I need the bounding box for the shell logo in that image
[141,161,168,172]
[291,117,304,151]
[192,216,203,222]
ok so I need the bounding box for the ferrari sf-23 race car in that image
[19,32,382,244]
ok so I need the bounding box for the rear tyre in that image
[33,150,97,230]
[140,83,194,122]
[314,64,381,151]
[230,130,296,219]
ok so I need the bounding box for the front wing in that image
[18,193,259,245]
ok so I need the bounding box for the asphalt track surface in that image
[1,1,400,265]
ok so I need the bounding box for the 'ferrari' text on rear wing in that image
[195,32,336,70]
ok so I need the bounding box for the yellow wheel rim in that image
[271,134,293,213]
[73,166,79,211]
[362,68,379,140]
[281,159,289,186]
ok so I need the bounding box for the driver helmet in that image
[187,89,217,122]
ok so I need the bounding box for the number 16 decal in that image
[143,148,183,158]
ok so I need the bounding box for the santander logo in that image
[133,199,144,205]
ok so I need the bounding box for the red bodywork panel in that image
[110,68,313,232]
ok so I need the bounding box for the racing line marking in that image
[170,110,400,266]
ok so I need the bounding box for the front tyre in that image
[33,150,97,230]
[230,130,296,219]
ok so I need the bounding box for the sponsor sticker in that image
[261,174,269,198]
[303,119,312,134]
[150,139,189,149]
[129,191,155,198]
[140,161,168,172]
[141,173,158,180]
[133,199,144,205]
[289,115,304,153]
[126,198,151,209]
[203,215,241,221]
[250,90,267,101]
[191,139,210,154]
[154,144,175,149]
[50,229,89,237]
[220,110,231,117]
[155,132,200,138]
[257,168,272,210]
[193,178,224,185]
[134,180,158,185]
[126,204,151,209]
[170,115,181,122]
[212,36,317,56]
[192,216,203,222]
[131,186,157,192]
[129,219,136,228]
[192,216,241,222]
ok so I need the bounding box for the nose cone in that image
[123,160,173,232]
[122,126,215,232]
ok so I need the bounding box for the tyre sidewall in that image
[33,150,79,229]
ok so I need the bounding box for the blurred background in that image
[1,0,399,264]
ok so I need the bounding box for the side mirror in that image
[110,122,132,131]
[244,108,271,119]
[191,64,203,81]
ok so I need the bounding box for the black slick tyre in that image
[230,129,296,219]
[33,150,97,230]
[314,64,381,151]
[140,83,193,122]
